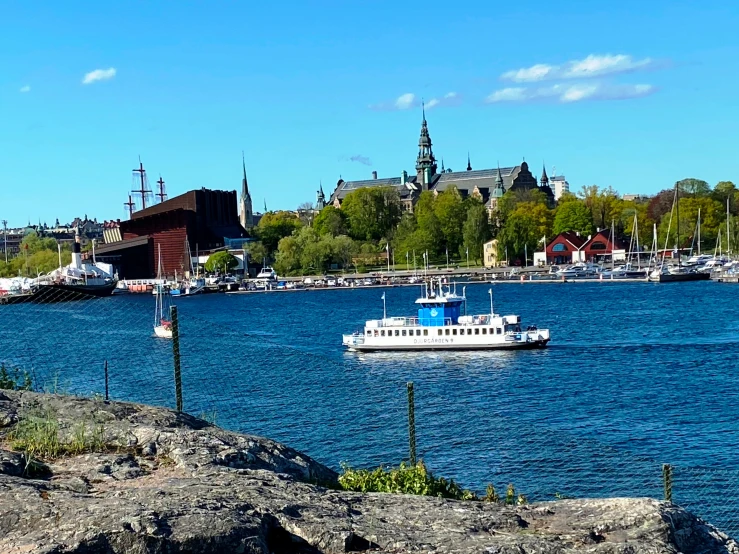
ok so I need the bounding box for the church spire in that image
[239,151,253,229]
[415,103,437,190]
[441,158,445,173]
[540,162,549,185]
[466,152,472,171]
[495,163,503,186]
[241,151,250,198]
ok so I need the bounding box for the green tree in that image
[496,210,538,265]
[462,201,492,262]
[498,188,548,220]
[712,181,737,210]
[433,186,466,255]
[414,191,442,254]
[204,251,238,273]
[553,201,594,235]
[332,235,357,270]
[256,211,303,254]
[341,187,402,241]
[313,205,348,236]
[244,241,269,266]
[677,178,711,197]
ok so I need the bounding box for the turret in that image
[71,230,82,269]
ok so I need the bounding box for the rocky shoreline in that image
[0,390,736,553]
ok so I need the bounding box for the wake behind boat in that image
[342,279,550,352]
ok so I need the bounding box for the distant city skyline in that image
[2,1,738,227]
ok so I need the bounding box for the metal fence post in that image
[171,306,183,412]
[662,463,673,503]
[407,381,416,466]
[104,360,109,401]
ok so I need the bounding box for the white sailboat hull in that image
[154,325,173,339]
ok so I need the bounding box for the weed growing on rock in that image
[0,364,34,391]
[339,461,478,500]
[8,408,109,464]
[339,462,528,504]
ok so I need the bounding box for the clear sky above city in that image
[1,1,738,227]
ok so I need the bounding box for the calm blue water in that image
[2,281,739,532]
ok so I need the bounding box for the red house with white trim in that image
[544,231,587,265]
[581,228,626,262]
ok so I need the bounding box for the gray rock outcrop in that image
[0,390,736,553]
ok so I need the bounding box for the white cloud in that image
[486,87,529,102]
[19,85,30,93]
[501,54,655,83]
[486,83,656,104]
[501,64,555,83]
[82,67,117,85]
[370,91,460,111]
[394,92,416,110]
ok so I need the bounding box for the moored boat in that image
[342,279,550,352]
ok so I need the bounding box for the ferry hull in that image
[344,339,550,352]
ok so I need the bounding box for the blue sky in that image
[2,0,738,227]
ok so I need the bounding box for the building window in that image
[423,329,428,336]
[590,241,607,251]
[552,243,568,252]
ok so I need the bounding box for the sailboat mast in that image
[675,181,681,265]
[634,215,640,269]
[697,207,701,256]
[727,197,731,258]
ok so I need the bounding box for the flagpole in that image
[382,292,386,319]
[489,288,494,317]
[386,242,390,273]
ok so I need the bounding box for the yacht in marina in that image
[342,279,550,352]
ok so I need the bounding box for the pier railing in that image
[0,286,737,538]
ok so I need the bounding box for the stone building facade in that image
[329,108,556,217]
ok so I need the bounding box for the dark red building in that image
[96,188,248,278]
[581,228,625,262]
[544,231,587,265]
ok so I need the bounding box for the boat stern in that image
[525,328,550,347]
[342,333,365,350]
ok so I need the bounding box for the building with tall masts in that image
[239,152,253,229]
[329,106,555,213]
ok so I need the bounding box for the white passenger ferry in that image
[342,279,550,352]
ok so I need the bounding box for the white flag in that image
[538,236,546,244]
[381,292,385,300]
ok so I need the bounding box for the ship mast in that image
[156,175,167,204]
[132,157,152,211]
[124,195,135,219]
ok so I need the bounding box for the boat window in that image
[453,329,457,335]
[416,329,421,336]
[467,329,472,335]
[438,329,442,336]
[445,329,450,335]
[381,330,385,336]
[423,329,428,336]
[497,328,502,334]
[475,328,480,335]
[366,330,371,336]
[374,330,378,337]
[482,328,487,335]
[402,330,407,336]
[395,330,399,336]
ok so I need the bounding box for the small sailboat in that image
[153,246,174,338]
[154,284,174,339]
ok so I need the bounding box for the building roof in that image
[582,228,625,251]
[94,235,152,254]
[547,231,587,250]
[330,166,522,203]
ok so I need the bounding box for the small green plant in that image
[198,409,217,426]
[506,483,516,505]
[338,461,477,500]
[0,363,34,391]
[8,408,108,465]
[485,483,499,503]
